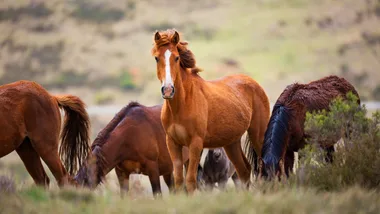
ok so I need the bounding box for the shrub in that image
[296,93,380,191]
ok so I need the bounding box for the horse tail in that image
[54,95,91,176]
[244,134,259,175]
[260,104,290,169]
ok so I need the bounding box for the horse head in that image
[152,29,200,99]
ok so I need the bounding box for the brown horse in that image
[259,75,360,179]
[151,29,270,193]
[0,80,90,186]
[74,102,189,196]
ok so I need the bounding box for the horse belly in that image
[119,160,143,174]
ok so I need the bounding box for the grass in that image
[0,185,380,214]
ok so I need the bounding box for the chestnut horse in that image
[0,80,90,186]
[152,29,270,193]
[74,102,189,196]
[259,75,360,179]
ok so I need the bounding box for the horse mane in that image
[151,29,202,74]
[261,104,291,165]
[91,101,142,149]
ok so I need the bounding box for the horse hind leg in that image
[223,141,251,188]
[16,137,50,187]
[32,137,69,187]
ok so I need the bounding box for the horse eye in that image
[155,57,159,62]
[175,56,179,62]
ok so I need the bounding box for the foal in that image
[152,29,270,193]
[198,148,239,190]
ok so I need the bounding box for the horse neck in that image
[165,68,194,113]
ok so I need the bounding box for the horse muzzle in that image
[161,85,175,99]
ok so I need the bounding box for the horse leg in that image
[34,139,69,187]
[163,173,174,192]
[16,138,50,187]
[146,161,162,197]
[115,167,130,196]
[218,175,228,190]
[185,136,203,194]
[223,141,251,188]
[325,146,335,163]
[231,171,240,187]
[166,136,184,192]
[247,112,268,174]
[285,151,295,176]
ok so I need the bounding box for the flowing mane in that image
[91,101,141,149]
[151,29,202,74]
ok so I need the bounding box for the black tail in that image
[261,104,291,166]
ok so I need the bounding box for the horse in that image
[74,102,189,196]
[151,29,270,193]
[0,80,90,187]
[197,148,239,190]
[259,75,360,179]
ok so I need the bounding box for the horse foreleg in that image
[115,167,130,197]
[163,173,174,192]
[167,136,184,192]
[186,136,203,194]
[146,161,162,198]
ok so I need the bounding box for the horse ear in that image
[171,31,180,44]
[154,31,161,43]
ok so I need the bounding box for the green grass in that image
[1,185,380,214]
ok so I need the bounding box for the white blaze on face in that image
[163,49,173,86]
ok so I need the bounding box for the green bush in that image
[296,93,380,191]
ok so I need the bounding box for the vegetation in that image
[298,93,380,191]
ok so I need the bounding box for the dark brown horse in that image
[0,80,90,186]
[259,75,360,179]
[74,102,188,196]
[152,29,270,193]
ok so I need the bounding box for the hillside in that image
[0,0,379,106]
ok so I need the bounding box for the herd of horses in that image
[0,29,360,197]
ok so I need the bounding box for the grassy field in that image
[1,184,380,214]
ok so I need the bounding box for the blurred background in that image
[0,0,379,192]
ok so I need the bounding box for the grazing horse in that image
[74,102,189,196]
[197,148,239,190]
[152,29,270,193]
[259,75,360,179]
[0,80,90,186]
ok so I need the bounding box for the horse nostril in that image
[170,85,175,96]
[161,86,165,95]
